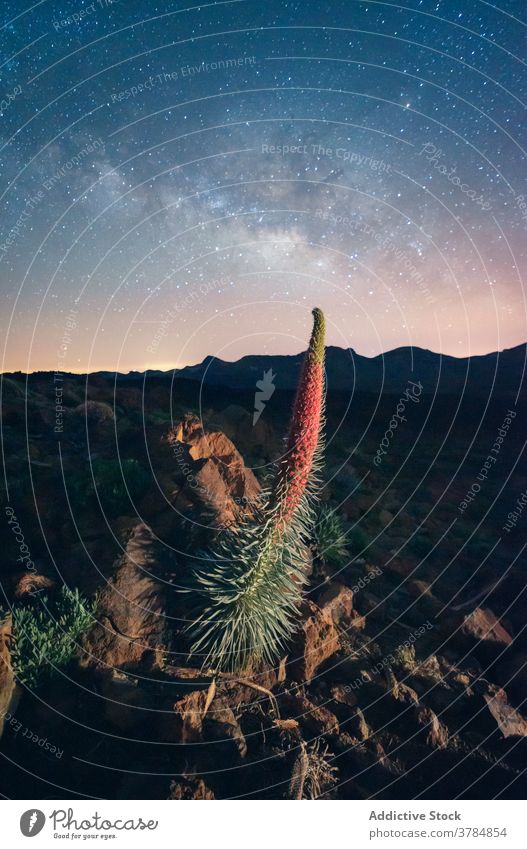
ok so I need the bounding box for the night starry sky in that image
[1,0,526,372]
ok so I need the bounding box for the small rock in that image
[290,601,340,682]
[171,690,248,757]
[283,692,339,736]
[484,689,527,738]
[204,697,248,758]
[452,671,471,688]
[317,582,356,629]
[393,681,420,705]
[331,684,358,708]
[413,653,444,681]
[13,572,54,599]
[172,690,208,744]
[462,607,513,648]
[351,707,371,741]
[415,705,449,749]
[168,777,215,800]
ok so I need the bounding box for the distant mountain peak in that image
[173,343,526,396]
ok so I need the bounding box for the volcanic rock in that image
[171,688,247,756]
[331,684,358,708]
[171,689,209,744]
[414,705,449,749]
[81,523,170,672]
[484,689,527,738]
[317,582,355,629]
[208,404,279,460]
[0,616,21,740]
[164,414,261,526]
[290,600,340,682]
[461,607,513,647]
[282,691,339,736]
[14,572,55,599]
[168,777,215,800]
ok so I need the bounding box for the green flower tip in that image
[309,307,326,364]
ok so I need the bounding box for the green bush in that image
[91,458,149,514]
[8,587,94,689]
[331,473,361,502]
[409,534,432,558]
[312,507,349,566]
[68,458,149,515]
[74,400,115,425]
[349,526,369,555]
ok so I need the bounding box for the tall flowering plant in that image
[272,307,325,528]
[186,308,326,673]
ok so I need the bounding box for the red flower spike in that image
[273,307,325,528]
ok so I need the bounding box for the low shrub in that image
[312,507,349,566]
[8,586,94,690]
[348,526,369,555]
[67,458,149,516]
[90,458,149,514]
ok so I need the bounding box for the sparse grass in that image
[303,739,339,799]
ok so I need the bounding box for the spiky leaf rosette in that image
[186,308,326,673]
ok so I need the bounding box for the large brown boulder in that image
[208,404,279,461]
[0,616,21,740]
[163,414,262,527]
[82,523,170,672]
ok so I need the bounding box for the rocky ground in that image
[0,371,526,799]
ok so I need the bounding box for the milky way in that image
[1,0,526,372]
